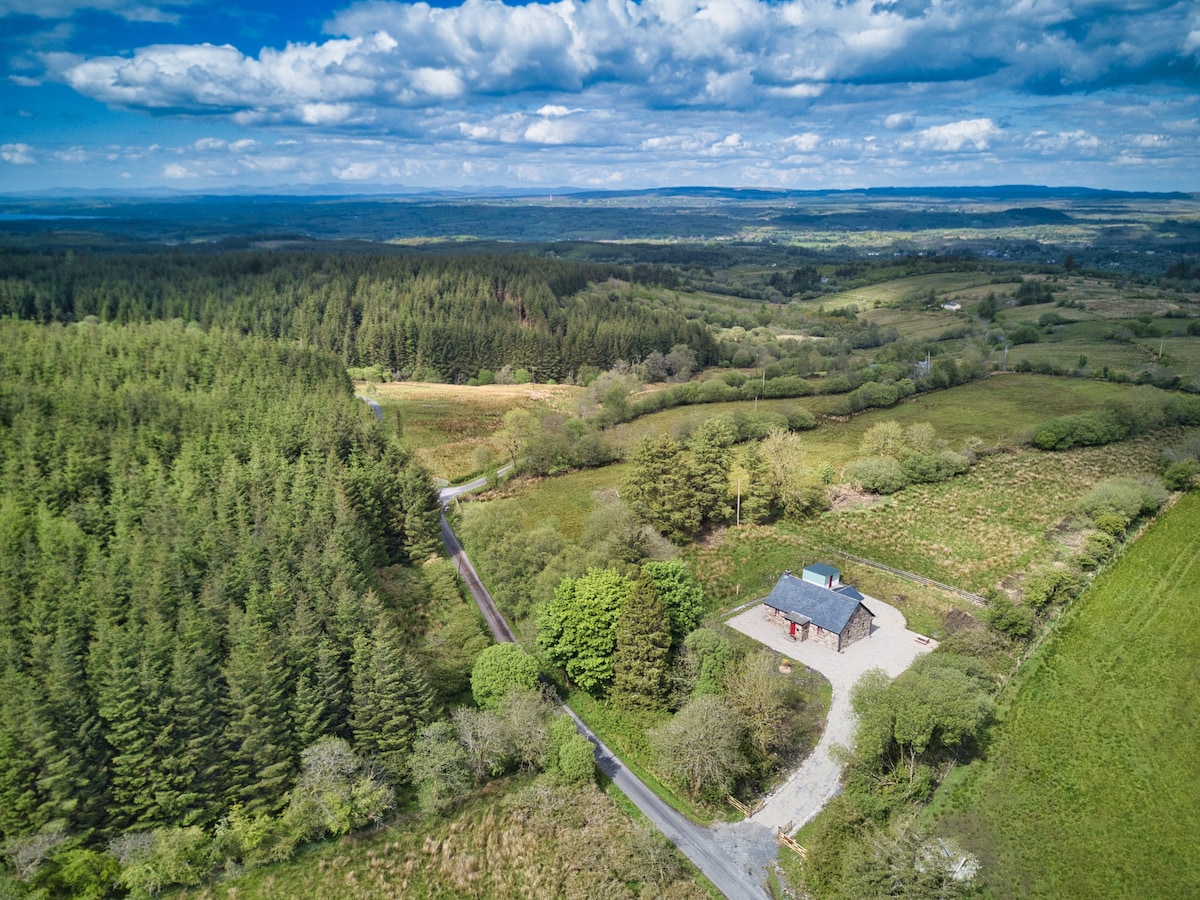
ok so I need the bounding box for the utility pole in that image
[736,477,741,527]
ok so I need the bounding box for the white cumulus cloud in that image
[2,143,36,164]
[918,118,1000,152]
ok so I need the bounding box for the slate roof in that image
[763,572,873,635]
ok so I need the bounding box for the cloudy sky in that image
[2,0,1198,193]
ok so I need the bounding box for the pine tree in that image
[32,617,109,837]
[612,573,672,710]
[737,443,775,525]
[161,600,224,827]
[623,434,699,541]
[0,666,45,839]
[96,618,171,830]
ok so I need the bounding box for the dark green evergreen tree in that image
[221,602,296,817]
[612,574,673,710]
[623,434,699,541]
[350,596,434,781]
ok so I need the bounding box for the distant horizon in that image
[3,182,1196,202]
[3,1,1198,195]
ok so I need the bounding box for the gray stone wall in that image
[810,624,839,651]
[840,604,873,649]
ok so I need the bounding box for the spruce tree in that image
[688,418,735,527]
[221,604,296,817]
[350,610,433,782]
[612,574,672,711]
[623,434,699,541]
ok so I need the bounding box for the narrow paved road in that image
[437,492,770,900]
[439,464,514,502]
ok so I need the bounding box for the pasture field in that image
[791,375,1139,465]
[361,381,583,480]
[817,272,1002,310]
[1005,339,1154,375]
[860,306,966,342]
[456,378,1178,632]
[932,490,1200,899]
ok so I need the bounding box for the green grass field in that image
[932,490,1200,898]
[461,378,1178,629]
[818,272,1002,310]
[456,463,629,543]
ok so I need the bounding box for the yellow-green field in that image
[359,380,584,480]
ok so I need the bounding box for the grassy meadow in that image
[932,490,1200,898]
[172,778,712,900]
[803,434,1167,593]
[360,380,583,481]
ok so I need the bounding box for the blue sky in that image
[2,0,1198,193]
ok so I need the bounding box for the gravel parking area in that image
[724,595,935,834]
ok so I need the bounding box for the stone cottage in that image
[761,564,874,652]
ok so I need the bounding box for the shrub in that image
[900,450,970,485]
[1077,531,1117,570]
[846,456,907,494]
[1033,410,1130,450]
[1093,511,1131,536]
[1078,477,1168,522]
[1164,459,1198,491]
[985,597,1035,638]
[787,406,817,431]
[762,375,815,398]
[472,643,541,710]
[1023,569,1086,612]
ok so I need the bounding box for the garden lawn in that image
[933,489,1200,898]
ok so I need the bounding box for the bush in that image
[472,644,541,710]
[116,827,211,895]
[985,597,1035,638]
[762,375,815,398]
[1077,531,1117,570]
[786,406,817,431]
[1164,459,1198,491]
[846,456,907,494]
[1078,477,1168,522]
[1033,410,1130,450]
[1093,511,1131,536]
[900,450,970,484]
[1023,569,1085,611]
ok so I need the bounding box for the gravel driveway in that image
[724,595,935,835]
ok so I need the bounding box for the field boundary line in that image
[811,546,988,607]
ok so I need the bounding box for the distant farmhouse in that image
[940,301,962,311]
[762,564,874,652]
